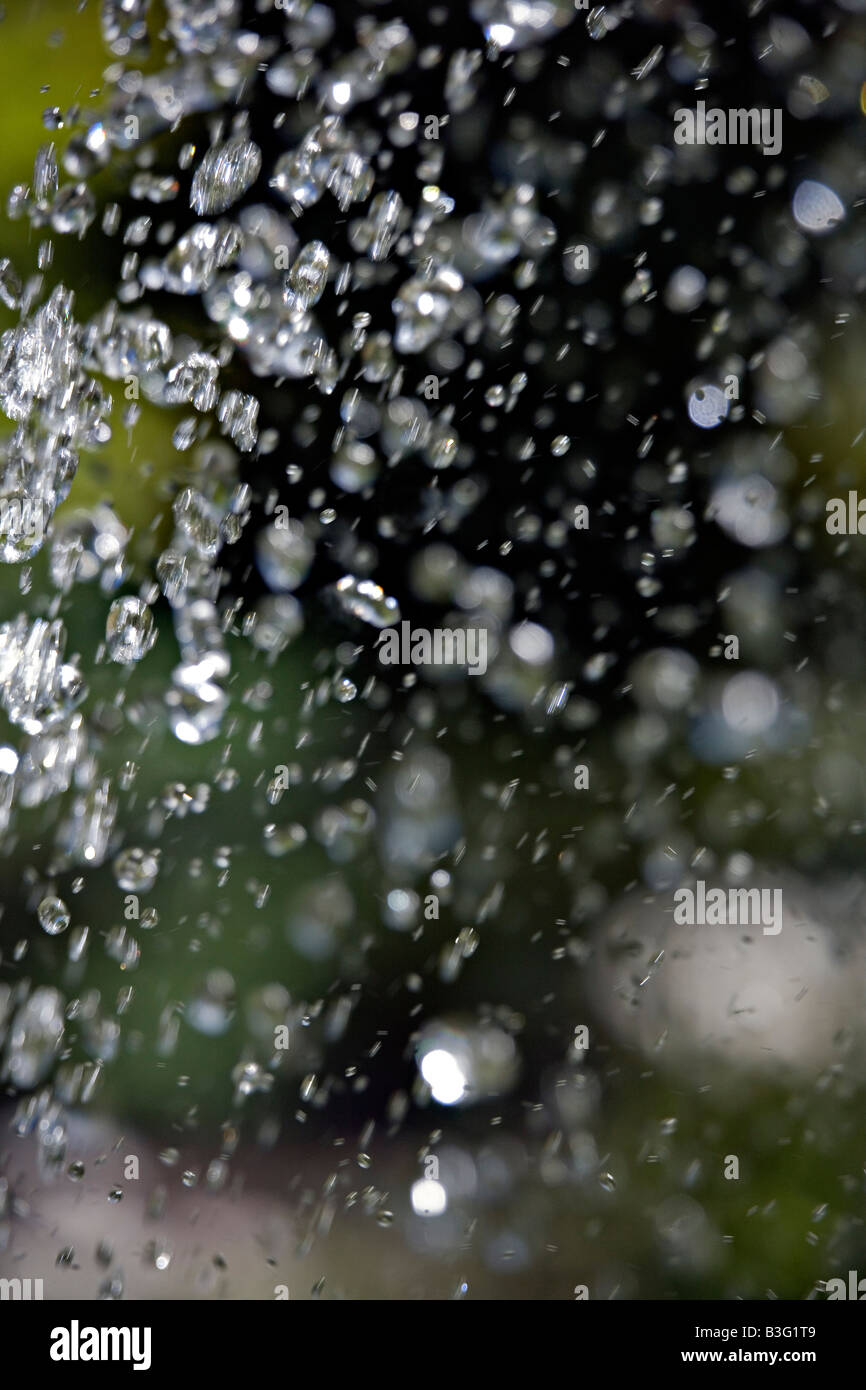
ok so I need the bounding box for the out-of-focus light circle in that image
[410,1178,448,1216]
[709,474,788,548]
[509,621,554,665]
[792,180,845,233]
[0,745,19,775]
[665,265,706,313]
[420,1048,468,1104]
[721,672,780,734]
[687,385,728,429]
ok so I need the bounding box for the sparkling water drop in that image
[113,846,161,892]
[285,240,330,310]
[328,575,400,628]
[190,136,262,215]
[105,597,157,665]
[471,0,576,51]
[37,896,70,936]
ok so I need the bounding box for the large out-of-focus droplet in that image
[255,519,315,592]
[106,597,157,665]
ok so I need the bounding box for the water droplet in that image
[113,846,160,892]
[255,519,314,592]
[471,0,576,51]
[190,136,262,215]
[105,597,157,665]
[38,895,70,936]
[328,575,400,628]
[285,240,330,310]
[792,180,845,234]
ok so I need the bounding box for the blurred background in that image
[1,0,866,1299]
